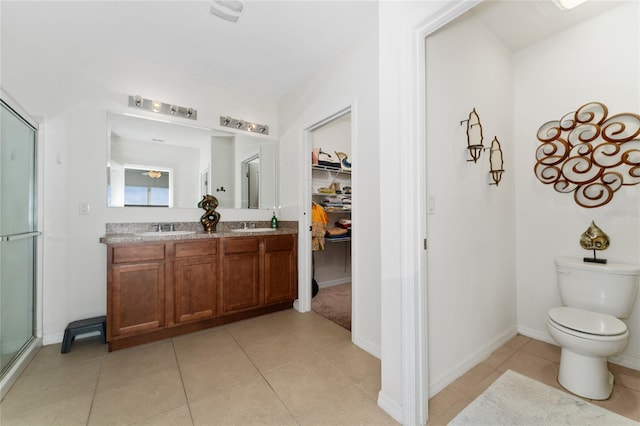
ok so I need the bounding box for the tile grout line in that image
[225,317,362,422]
[170,338,196,426]
[226,327,305,423]
[85,350,106,426]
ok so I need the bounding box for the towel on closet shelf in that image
[326,227,348,237]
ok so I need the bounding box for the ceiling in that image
[1,1,625,100]
[468,0,625,52]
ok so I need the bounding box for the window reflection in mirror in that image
[107,113,276,209]
[123,168,170,207]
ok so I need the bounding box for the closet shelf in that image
[312,165,351,174]
[326,237,351,243]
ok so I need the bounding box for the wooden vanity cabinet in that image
[220,237,261,314]
[107,233,297,351]
[107,244,166,340]
[173,239,220,324]
[264,234,297,304]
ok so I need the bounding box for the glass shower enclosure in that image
[0,97,38,379]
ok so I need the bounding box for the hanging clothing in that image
[311,202,329,251]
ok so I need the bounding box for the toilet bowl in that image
[546,257,639,400]
[546,307,628,399]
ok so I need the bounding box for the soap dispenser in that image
[271,212,278,229]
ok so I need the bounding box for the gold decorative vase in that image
[198,194,221,233]
[579,221,609,264]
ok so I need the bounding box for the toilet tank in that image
[555,257,640,319]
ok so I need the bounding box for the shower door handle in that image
[0,231,41,242]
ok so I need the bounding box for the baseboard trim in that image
[610,352,640,370]
[518,325,640,371]
[43,332,64,346]
[353,334,381,359]
[317,278,351,288]
[517,325,554,345]
[429,326,518,396]
[377,390,403,423]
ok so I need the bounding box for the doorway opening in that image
[309,112,352,331]
[241,154,260,209]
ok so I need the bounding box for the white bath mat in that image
[448,369,638,425]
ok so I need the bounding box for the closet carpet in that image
[312,283,351,331]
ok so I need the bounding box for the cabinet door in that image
[110,261,165,338]
[221,238,261,314]
[174,240,219,324]
[264,234,298,304]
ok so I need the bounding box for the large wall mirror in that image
[107,112,276,209]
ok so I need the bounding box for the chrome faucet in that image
[155,223,175,232]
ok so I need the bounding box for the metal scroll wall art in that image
[534,102,640,208]
[460,108,505,186]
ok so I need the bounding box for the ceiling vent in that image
[209,0,245,23]
[553,0,588,11]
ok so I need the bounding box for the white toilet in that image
[545,257,639,400]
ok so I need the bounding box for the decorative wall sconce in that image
[534,102,640,208]
[460,108,484,163]
[220,116,269,135]
[128,95,197,120]
[487,137,504,186]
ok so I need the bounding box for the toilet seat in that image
[547,307,627,338]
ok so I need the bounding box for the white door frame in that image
[295,105,352,315]
[402,1,482,424]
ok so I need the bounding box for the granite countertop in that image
[100,221,297,244]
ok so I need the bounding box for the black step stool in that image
[61,316,107,353]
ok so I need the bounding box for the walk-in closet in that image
[309,112,352,331]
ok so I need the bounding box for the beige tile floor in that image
[427,334,640,425]
[0,310,393,425]
[2,311,639,426]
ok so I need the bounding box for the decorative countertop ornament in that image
[580,221,609,264]
[198,194,221,233]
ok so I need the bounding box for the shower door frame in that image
[0,91,43,400]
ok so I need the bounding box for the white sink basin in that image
[135,230,196,237]
[230,228,276,233]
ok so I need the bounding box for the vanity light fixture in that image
[128,95,198,121]
[460,108,484,163]
[220,115,269,135]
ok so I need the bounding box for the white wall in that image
[1,28,279,343]
[278,32,380,357]
[378,1,449,419]
[425,10,517,393]
[514,2,640,369]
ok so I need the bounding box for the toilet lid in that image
[548,307,627,336]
